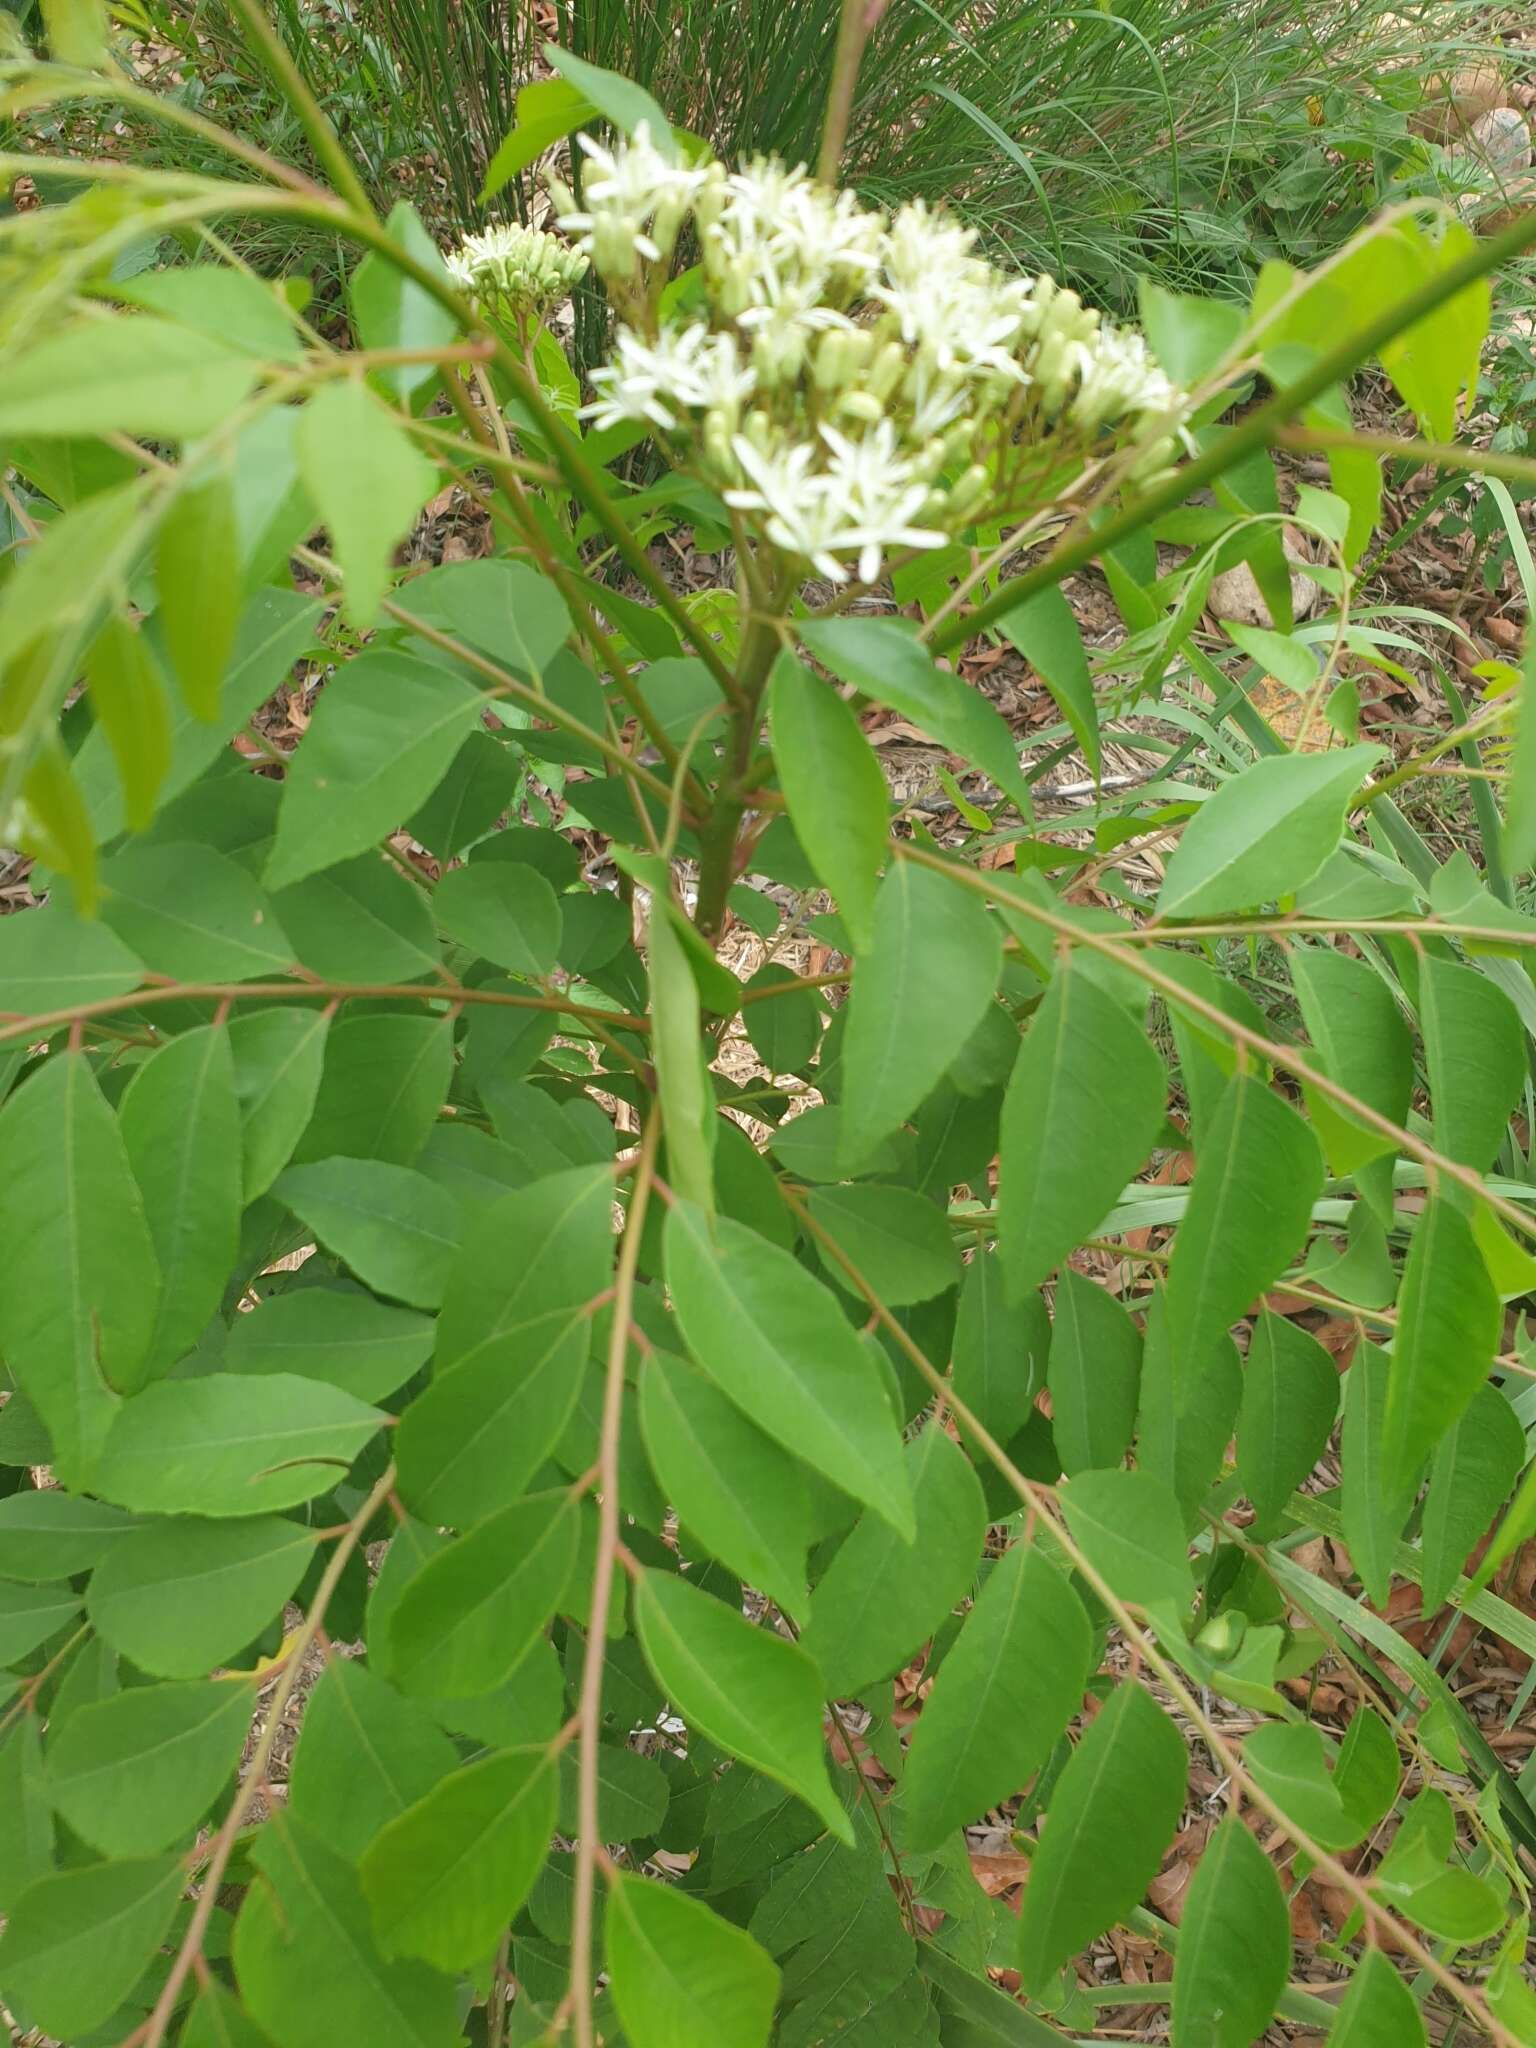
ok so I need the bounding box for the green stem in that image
[221,0,377,220]
[1281,422,1536,491]
[928,202,1536,656]
[694,612,782,936]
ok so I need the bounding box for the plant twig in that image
[817,0,889,182]
[0,978,649,1049]
[137,1462,399,2048]
[568,1111,660,2048]
[899,842,1536,1245]
[787,1193,1522,2048]
[926,203,1536,655]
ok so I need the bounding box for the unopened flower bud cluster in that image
[445,222,589,323]
[548,126,1189,585]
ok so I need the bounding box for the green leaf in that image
[543,43,677,158]
[44,1679,251,1857]
[1331,1947,1427,2048]
[665,1202,912,1538]
[409,734,520,867]
[920,1944,1064,2045]
[0,904,142,1017]
[276,1159,461,1309]
[19,737,98,912]
[298,380,435,628]
[953,1251,1049,1453]
[1335,1708,1400,1839]
[360,1747,556,1969]
[266,651,488,891]
[82,615,172,831]
[1503,644,1536,875]
[1048,1269,1142,1476]
[999,585,1100,777]
[0,1719,53,1913]
[1140,1298,1241,1529]
[118,265,304,365]
[649,898,716,1215]
[1016,1682,1187,1991]
[99,842,292,982]
[157,460,243,721]
[388,1490,579,1698]
[1377,1835,1506,1943]
[87,1514,316,1678]
[95,1373,382,1518]
[799,618,1032,814]
[42,0,105,66]
[1237,1312,1339,1539]
[0,1579,81,1664]
[1059,1468,1192,1610]
[293,1013,452,1167]
[0,1490,135,1582]
[607,1873,780,2048]
[556,1741,669,1842]
[1156,744,1381,918]
[800,1426,985,1697]
[1420,1385,1525,1612]
[633,1568,852,1843]
[1170,1815,1289,2048]
[1165,1075,1323,1397]
[228,1287,434,1403]
[79,590,322,844]
[351,202,459,404]
[808,1184,960,1307]
[1220,619,1317,694]
[181,1981,277,2048]
[397,1165,615,1523]
[838,861,1002,1165]
[1420,957,1525,1173]
[119,1023,241,1375]
[272,855,441,986]
[1138,280,1244,384]
[1290,947,1412,1204]
[1341,1339,1418,1608]
[998,959,1166,1297]
[225,1007,325,1196]
[396,559,572,679]
[481,76,594,200]
[0,317,260,439]
[769,655,888,953]
[901,1538,1091,1852]
[741,962,821,1076]
[0,1855,184,2040]
[434,862,561,977]
[1241,1722,1357,1851]
[0,1053,160,1481]
[1382,1197,1502,1496]
[639,1352,816,1623]
[287,1657,457,1860]
[236,1815,461,2048]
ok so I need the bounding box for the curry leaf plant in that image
[2,5,1536,2046]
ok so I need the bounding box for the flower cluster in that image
[550,127,1189,585]
[444,222,588,324]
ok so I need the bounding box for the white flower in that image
[582,322,755,432]
[724,420,945,584]
[1068,325,1181,434]
[873,203,1033,383]
[818,420,946,583]
[721,160,886,287]
[445,222,587,313]
[554,124,715,277]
